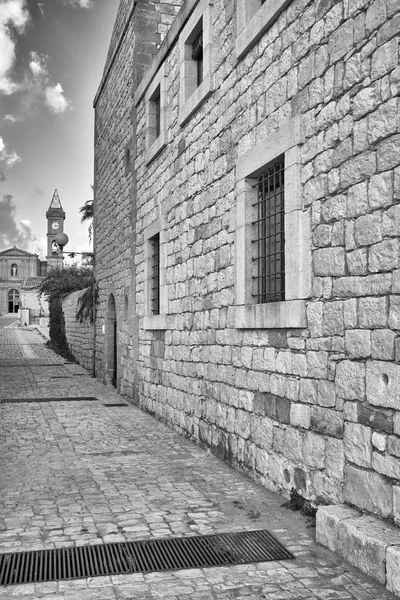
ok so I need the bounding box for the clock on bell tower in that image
[46,189,66,270]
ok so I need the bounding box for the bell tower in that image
[46,189,66,270]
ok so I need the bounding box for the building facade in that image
[94,0,400,534]
[0,190,66,318]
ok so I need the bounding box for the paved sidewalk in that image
[0,327,396,599]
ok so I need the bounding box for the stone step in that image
[317,504,400,597]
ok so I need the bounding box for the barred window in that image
[151,234,160,315]
[252,157,285,304]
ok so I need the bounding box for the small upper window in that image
[144,63,167,165]
[191,30,203,88]
[11,263,17,277]
[178,0,214,126]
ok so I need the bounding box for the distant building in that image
[0,190,66,320]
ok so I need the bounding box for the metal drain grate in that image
[0,397,98,404]
[103,403,129,407]
[0,530,293,585]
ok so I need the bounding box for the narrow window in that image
[149,84,161,143]
[154,92,161,139]
[11,263,17,277]
[8,289,20,313]
[252,157,285,303]
[192,30,203,87]
[150,234,160,315]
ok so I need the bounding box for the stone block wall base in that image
[316,505,400,596]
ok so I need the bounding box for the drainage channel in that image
[0,530,294,585]
[0,397,98,404]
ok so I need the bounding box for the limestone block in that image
[352,86,380,119]
[373,452,400,479]
[389,295,400,330]
[368,99,398,144]
[347,248,368,275]
[328,19,354,63]
[371,37,399,81]
[371,329,395,360]
[394,486,400,526]
[290,403,311,429]
[340,152,377,189]
[273,426,303,463]
[387,545,400,596]
[377,134,400,172]
[322,302,344,336]
[388,435,400,457]
[344,298,358,328]
[338,515,400,584]
[251,416,273,450]
[299,378,318,404]
[354,213,382,247]
[326,437,345,479]
[366,360,400,409]
[344,422,372,467]
[311,406,343,438]
[292,353,307,377]
[383,204,400,238]
[307,350,328,378]
[369,239,400,272]
[313,224,332,247]
[332,220,344,246]
[321,195,346,222]
[366,0,387,33]
[303,430,325,468]
[345,329,371,358]
[313,248,345,277]
[372,432,387,452]
[336,360,366,400]
[344,465,393,518]
[344,400,358,422]
[307,301,323,337]
[358,402,394,434]
[353,118,369,154]
[318,379,336,407]
[359,296,388,328]
[316,504,360,551]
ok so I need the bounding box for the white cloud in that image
[4,114,23,123]
[45,83,70,114]
[61,0,94,8]
[0,194,44,255]
[0,0,30,94]
[22,51,72,114]
[0,136,21,168]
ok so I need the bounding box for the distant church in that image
[0,190,66,318]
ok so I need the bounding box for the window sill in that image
[179,74,213,126]
[145,131,167,166]
[143,314,168,330]
[235,300,307,329]
[236,0,293,61]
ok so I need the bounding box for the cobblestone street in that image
[0,327,396,599]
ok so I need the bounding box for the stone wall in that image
[62,289,93,370]
[95,0,400,524]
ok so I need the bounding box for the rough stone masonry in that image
[86,0,400,591]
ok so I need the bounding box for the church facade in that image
[0,190,66,319]
[93,1,400,585]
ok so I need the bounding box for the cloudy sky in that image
[0,0,119,259]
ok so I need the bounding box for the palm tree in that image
[79,186,94,243]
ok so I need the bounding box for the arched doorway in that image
[8,289,20,314]
[106,294,117,387]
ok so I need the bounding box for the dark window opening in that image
[192,31,203,87]
[8,289,20,313]
[252,157,285,304]
[150,234,160,315]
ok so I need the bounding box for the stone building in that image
[93,0,400,589]
[0,190,66,319]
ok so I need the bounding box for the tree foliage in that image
[38,265,96,359]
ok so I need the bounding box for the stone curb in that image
[316,504,400,596]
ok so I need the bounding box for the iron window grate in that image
[0,530,294,586]
[151,233,160,316]
[252,158,285,304]
[0,397,98,404]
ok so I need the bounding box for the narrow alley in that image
[0,327,395,600]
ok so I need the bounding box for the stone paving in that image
[0,327,396,599]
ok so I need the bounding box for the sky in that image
[0,0,119,261]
